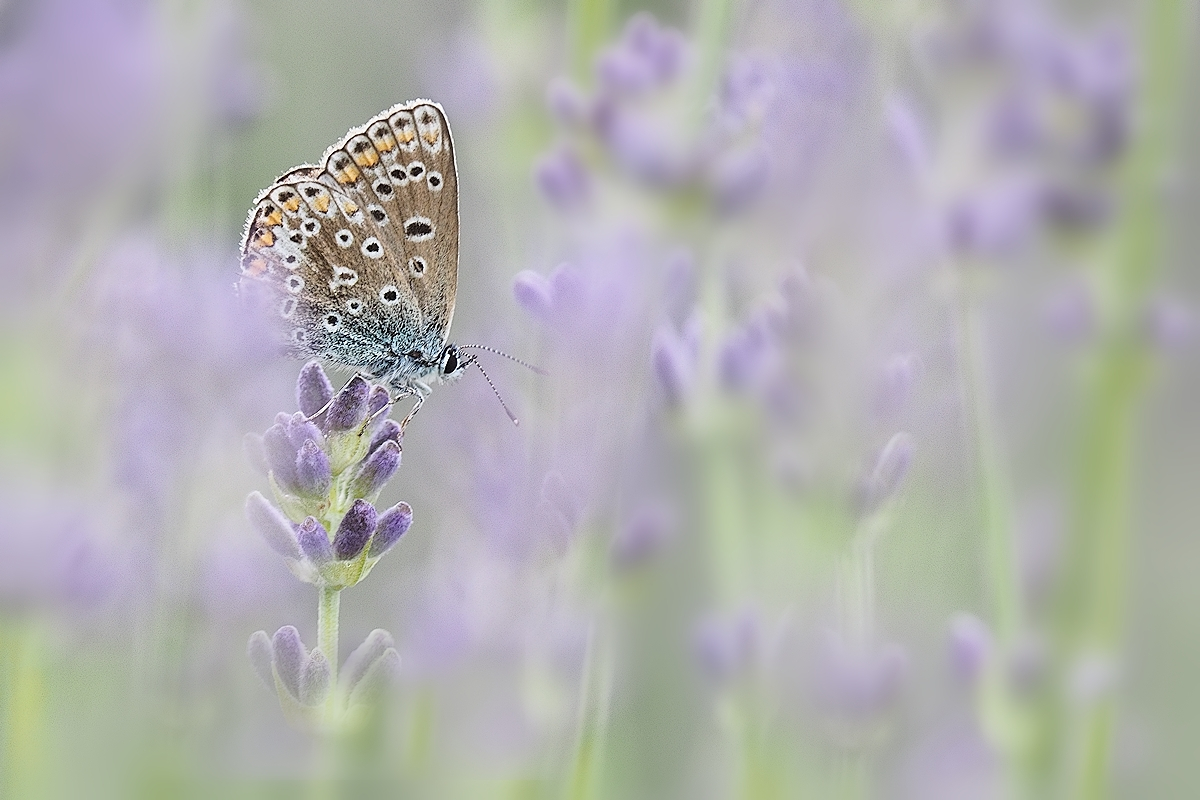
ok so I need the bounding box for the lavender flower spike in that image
[333,500,378,561]
[369,502,413,557]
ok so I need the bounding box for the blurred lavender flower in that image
[854,432,916,517]
[247,625,399,728]
[245,363,413,589]
[610,502,675,571]
[693,609,760,683]
[809,630,908,748]
[948,613,992,684]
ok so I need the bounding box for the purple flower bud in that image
[550,262,586,311]
[367,419,402,457]
[596,47,654,95]
[341,629,395,695]
[546,76,588,126]
[271,625,305,700]
[351,440,400,498]
[611,502,674,569]
[948,613,992,683]
[299,649,331,706]
[243,433,268,475]
[262,423,300,489]
[814,636,908,719]
[247,630,274,689]
[285,412,324,452]
[245,491,301,558]
[334,500,377,560]
[652,322,695,405]
[348,648,401,703]
[294,439,332,497]
[856,432,915,515]
[366,385,391,422]
[296,516,332,565]
[325,375,369,432]
[946,181,1040,256]
[369,502,413,557]
[296,361,333,418]
[535,146,590,209]
[513,270,554,317]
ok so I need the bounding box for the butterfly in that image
[238,100,468,423]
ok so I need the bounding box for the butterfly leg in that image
[395,381,433,431]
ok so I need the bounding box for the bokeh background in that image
[0,0,1197,796]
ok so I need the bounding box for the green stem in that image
[319,586,341,723]
[956,270,1020,646]
[566,0,612,83]
[1060,1,1190,796]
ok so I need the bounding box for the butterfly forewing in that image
[239,100,459,383]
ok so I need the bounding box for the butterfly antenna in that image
[466,356,520,426]
[459,344,549,376]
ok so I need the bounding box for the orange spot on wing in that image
[374,136,395,152]
[263,208,283,227]
[312,195,330,213]
[242,254,268,276]
[423,132,439,145]
[398,130,415,143]
[254,229,275,248]
[352,150,379,168]
[336,164,361,184]
[341,200,359,215]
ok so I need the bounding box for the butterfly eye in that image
[442,348,458,375]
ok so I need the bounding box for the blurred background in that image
[0,0,1196,796]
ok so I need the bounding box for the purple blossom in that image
[325,376,370,432]
[948,613,992,683]
[351,440,401,498]
[296,517,333,566]
[535,146,590,209]
[333,500,377,561]
[296,361,334,419]
[369,503,413,557]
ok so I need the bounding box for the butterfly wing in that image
[239,100,459,381]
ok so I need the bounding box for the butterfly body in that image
[239,100,467,400]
